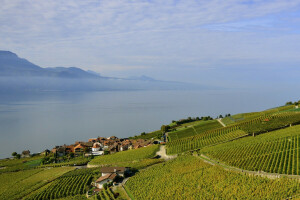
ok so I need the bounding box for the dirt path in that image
[199,154,300,180]
[217,118,226,127]
[156,145,177,160]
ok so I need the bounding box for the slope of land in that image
[201,124,300,175]
[125,156,299,200]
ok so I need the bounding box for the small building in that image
[95,173,117,189]
[74,144,86,154]
[92,142,101,152]
[108,136,118,140]
[21,150,30,158]
[100,167,130,177]
[88,138,98,143]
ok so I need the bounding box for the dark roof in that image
[22,150,30,155]
[101,167,127,173]
[95,173,117,183]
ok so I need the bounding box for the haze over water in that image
[0,89,298,158]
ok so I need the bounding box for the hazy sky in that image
[1,0,300,86]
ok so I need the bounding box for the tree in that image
[219,115,223,118]
[16,154,21,159]
[103,183,108,189]
[161,125,170,133]
[84,147,90,154]
[69,152,75,158]
[12,152,17,157]
[141,132,146,136]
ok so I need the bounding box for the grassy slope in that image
[89,145,160,166]
[201,124,300,175]
[125,156,299,200]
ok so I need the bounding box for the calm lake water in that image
[0,89,298,158]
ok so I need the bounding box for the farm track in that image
[217,118,226,127]
[198,154,300,180]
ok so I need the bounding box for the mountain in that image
[127,75,156,81]
[0,50,212,91]
[0,51,99,78]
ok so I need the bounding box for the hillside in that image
[201,124,300,175]
[1,102,299,200]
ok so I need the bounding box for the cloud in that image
[1,0,300,83]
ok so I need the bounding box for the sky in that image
[1,0,300,86]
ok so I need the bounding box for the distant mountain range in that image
[0,50,212,92]
[0,51,102,78]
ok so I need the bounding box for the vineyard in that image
[0,167,73,200]
[89,145,159,166]
[25,169,93,200]
[168,120,222,141]
[201,124,300,175]
[91,188,116,200]
[221,105,295,125]
[125,156,299,200]
[166,112,300,154]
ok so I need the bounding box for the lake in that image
[0,89,298,158]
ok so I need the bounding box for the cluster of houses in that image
[51,136,152,157]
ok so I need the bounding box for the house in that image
[108,136,118,140]
[88,138,98,143]
[134,144,143,149]
[51,146,66,156]
[100,167,130,177]
[95,173,117,189]
[120,144,129,151]
[109,143,119,153]
[65,145,75,154]
[92,142,101,152]
[74,144,86,154]
[92,142,104,156]
[21,150,30,158]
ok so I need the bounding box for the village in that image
[50,136,155,157]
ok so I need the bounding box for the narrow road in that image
[217,118,226,127]
[156,145,177,160]
[199,154,300,180]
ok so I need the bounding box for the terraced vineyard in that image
[167,128,247,154]
[201,125,300,175]
[167,112,300,154]
[0,167,73,200]
[92,188,116,200]
[25,172,93,200]
[168,120,222,141]
[125,156,299,200]
[221,105,296,126]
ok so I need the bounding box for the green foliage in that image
[168,120,222,141]
[201,124,300,175]
[0,155,44,173]
[125,156,300,200]
[92,188,116,200]
[38,157,90,168]
[25,173,92,200]
[166,112,300,154]
[89,145,160,166]
[130,130,162,140]
[107,158,164,171]
[0,167,73,200]
[161,125,170,133]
